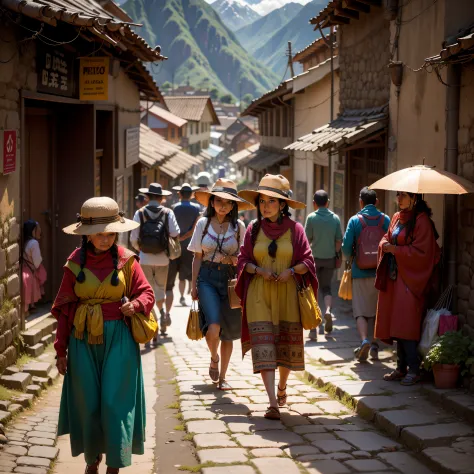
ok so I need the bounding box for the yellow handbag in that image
[294,274,322,330]
[123,262,158,344]
[338,261,353,301]
[186,301,203,341]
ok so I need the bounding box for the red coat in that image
[375,211,440,343]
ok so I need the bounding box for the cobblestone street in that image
[0,292,473,473]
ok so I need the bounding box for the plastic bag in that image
[418,308,451,357]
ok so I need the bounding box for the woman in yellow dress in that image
[236,175,318,420]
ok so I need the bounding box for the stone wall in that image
[338,9,391,111]
[0,21,37,374]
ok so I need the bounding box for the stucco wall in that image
[338,8,390,111]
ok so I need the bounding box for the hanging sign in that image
[37,45,75,97]
[1,130,17,175]
[79,57,109,101]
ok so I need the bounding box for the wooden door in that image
[24,109,55,301]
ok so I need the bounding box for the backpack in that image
[138,207,169,254]
[355,213,385,270]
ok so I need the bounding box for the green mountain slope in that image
[123,0,280,99]
[253,0,325,77]
[235,3,303,55]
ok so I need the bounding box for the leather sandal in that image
[218,379,232,391]
[383,369,406,381]
[277,384,287,407]
[264,406,281,420]
[209,355,220,383]
[85,454,103,473]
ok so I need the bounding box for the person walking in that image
[130,183,180,337]
[167,183,201,308]
[342,187,390,361]
[188,179,253,391]
[194,172,212,211]
[22,219,47,313]
[134,194,148,210]
[375,192,440,385]
[52,197,155,474]
[304,190,342,340]
[236,174,318,420]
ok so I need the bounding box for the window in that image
[178,127,182,138]
[195,123,199,135]
[171,128,176,139]
[201,122,205,133]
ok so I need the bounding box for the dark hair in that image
[359,186,377,206]
[251,196,291,258]
[313,190,328,207]
[404,193,439,243]
[180,190,192,200]
[204,195,239,228]
[23,219,38,246]
[76,235,120,286]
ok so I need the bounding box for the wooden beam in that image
[344,0,370,13]
[356,0,381,6]
[328,14,350,24]
[335,7,359,19]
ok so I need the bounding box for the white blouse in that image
[24,239,42,269]
[188,217,245,263]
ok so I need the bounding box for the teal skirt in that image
[58,320,146,468]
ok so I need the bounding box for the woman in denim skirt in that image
[188,179,255,390]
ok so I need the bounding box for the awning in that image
[229,143,260,164]
[139,124,202,178]
[246,149,288,172]
[285,105,388,153]
[202,144,224,159]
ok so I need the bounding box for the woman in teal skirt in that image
[52,197,155,474]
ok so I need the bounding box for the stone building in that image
[0,0,164,367]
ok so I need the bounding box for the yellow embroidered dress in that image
[245,229,304,372]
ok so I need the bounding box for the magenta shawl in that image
[236,217,318,357]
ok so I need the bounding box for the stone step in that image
[422,385,474,424]
[25,343,45,358]
[22,362,52,378]
[22,315,57,347]
[0,372,32,391]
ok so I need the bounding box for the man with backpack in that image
[305,190,343,341]
[130,183,180,338]
[342,187,390,361]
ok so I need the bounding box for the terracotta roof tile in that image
[164,96,220,124]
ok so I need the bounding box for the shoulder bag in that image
[293,273,322,330]
[164,208,182,260]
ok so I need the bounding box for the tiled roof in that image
[143,104,188,128]
[164,96,220,125]
[246,148,288,172]
[292,33,335,64]
[241,78,293,117]
[229,143,259,164]
[139,124,202,178]
[1,0,165,62]
[426,27,474,63]
[285,105,388,152]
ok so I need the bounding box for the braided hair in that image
[76,235,120,286]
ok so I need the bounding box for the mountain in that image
[122,0,280,100]
[235,2,303,54]
[211,0,261,31]
[252,0,325,77]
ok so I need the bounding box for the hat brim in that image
[195,190,255,211]
[139,188,172,196]
[172,185,200,192]
[62,218,140,236]
[238,190,306,209]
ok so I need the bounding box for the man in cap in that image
[194,172,212,211]
[130,183,180,338]
[135,193,148,210]
[166,183,201,309]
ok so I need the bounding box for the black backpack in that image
[138,207,169,254]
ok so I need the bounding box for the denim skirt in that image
[198,261,242,341]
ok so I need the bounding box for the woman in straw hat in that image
[236,174,318,420]
[51,197,155,474]
[188,178,254,390]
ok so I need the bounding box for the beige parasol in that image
[369,165,474,195]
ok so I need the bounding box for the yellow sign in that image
[79,57,109,101]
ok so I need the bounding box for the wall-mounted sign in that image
[125,128,140,168]
[79,57,109,101]
[1,130,17,175]
[37,46,75,97]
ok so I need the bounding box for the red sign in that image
[3,130,16,175]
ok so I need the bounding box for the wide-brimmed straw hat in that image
[63,197,139,235]
[239,174,306,209]
[172,183,200,193]
[139,183,172,196]
[195,178,255,211]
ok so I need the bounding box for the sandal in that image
[264,406,281,420]
[85,454,103,473]
[277,384,287,407]
[400,373,421,386]
[218,379,232,391]
[209,355,220,382]
[383,369,406,382]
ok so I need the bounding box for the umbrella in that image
[369,165,474,195]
